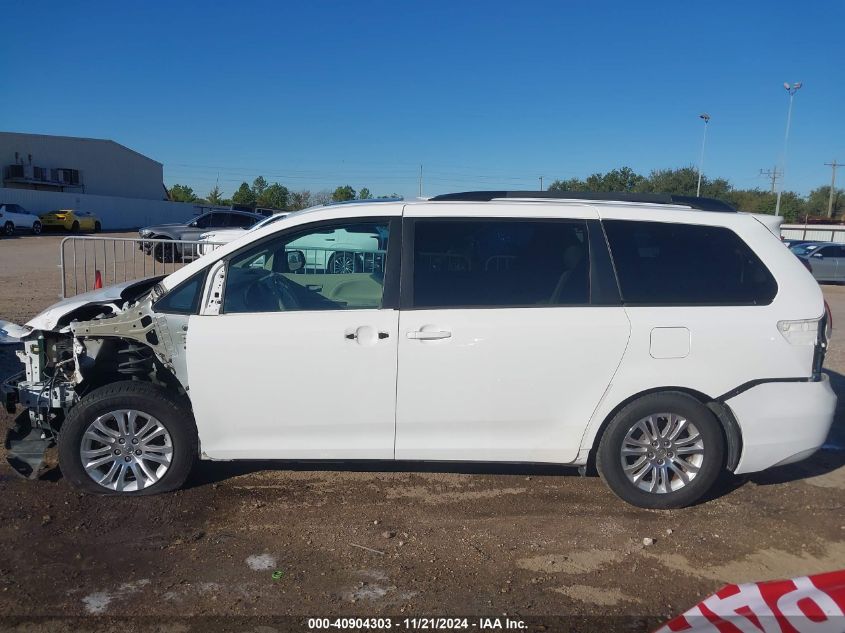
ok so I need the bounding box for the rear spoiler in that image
[750,213,784,237]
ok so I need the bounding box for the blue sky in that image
[2,1,843,199]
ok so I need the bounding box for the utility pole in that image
[759,166,782,194]
[539,176,543,191]
[825,160,843,218]
[419,164,423,197]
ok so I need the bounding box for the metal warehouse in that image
[0,131,166,200]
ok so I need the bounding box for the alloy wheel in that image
[330,252,356,274]
[79,409,173,492]
[619,413,704,494]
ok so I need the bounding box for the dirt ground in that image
[0,232,843,632]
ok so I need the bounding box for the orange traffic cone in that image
[93,270,103,290]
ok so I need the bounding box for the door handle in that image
[345,330,390,340]
[407,330,452,340]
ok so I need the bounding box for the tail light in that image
[825,300,833,341]
[777,318,820,346]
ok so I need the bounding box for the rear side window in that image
[412,219,589,308]
[603,220,777,305]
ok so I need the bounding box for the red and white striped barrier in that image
[657,570,845,633]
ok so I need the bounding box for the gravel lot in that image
[0,232,843,631]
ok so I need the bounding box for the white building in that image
[0,132,208,229]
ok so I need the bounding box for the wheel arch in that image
[584,386,742,473]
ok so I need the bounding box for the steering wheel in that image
[243,271,301,311]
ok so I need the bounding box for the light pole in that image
[775,82,802,216]
[696,113,710,197]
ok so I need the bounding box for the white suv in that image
[0,203,43,235]
[1,192,835,508]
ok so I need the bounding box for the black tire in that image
[70,220,80,233]
[154,241,176,263]
[596,392,725,509]
[3,221,14,236]
[94,221,102,233]
[58,381,197,496]
[32,221,42,235]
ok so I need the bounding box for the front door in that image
[186,217,400,460]
[395,208,630,464]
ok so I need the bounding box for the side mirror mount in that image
[812,253,824,259]
[287,250,306,273]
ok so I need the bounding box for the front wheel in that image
[3,222,14,236]
[58,381,197,495]
[32,221,42,235]
[94,221,102,233]
[596,392,725,509]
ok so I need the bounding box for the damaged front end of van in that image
[1,277,191,478]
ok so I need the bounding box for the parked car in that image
[39,209,101,233]
[139,210,263,262]
[0,203,43,235]
[795,242,845,282]
[0,192,834,509]
[782,239,814,248]
[789,241,826,257]
[198,212,290,255]
[198,212,386,273]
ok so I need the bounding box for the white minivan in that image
[1,192,835,508]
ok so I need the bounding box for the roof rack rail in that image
[427,191,737,213]
[324,196,404,207]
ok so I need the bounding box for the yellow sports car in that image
[39,209,102,232]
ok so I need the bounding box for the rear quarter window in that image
[603,220,778,305]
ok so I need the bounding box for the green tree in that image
[257,183,290,209]
[168,184,197,203]
[585,166,645,192]
[232,182,257,207]
[548,177,587,192]
[806,186,845,218]
[332,185,356,202]
[252,176,268,198]
[207,185,225,205]
[289,190,311,211]
[358,187,372,200]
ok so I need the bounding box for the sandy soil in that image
[0,232,843,632]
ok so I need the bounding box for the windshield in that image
[790,243,824,256]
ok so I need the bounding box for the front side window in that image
[223,221,390,313]
[603,220,778,305]
[192,214,212,229]
[412,219,590,308]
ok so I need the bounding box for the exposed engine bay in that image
[1,276,191,478]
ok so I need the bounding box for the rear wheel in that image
[3,222,14,236]
[328,251,361,274]
[70,220,80,233]
[58,381,197,495]
[94,221,102,233]
[596,392,725,509]
[32,221,42,235]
